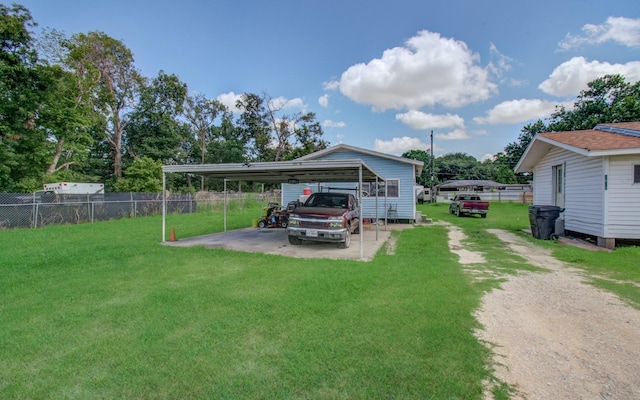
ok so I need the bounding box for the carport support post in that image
[162,172,166,242]
[223,179,227,233]
[375,176,379,240]
[359,165,363,260]
[384,186,388,230]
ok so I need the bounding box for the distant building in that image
[436,180,505,193]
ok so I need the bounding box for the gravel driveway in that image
[448,225,640,399]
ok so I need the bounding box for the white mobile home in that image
[43,182,105,194]
[515,122,640,249]
[281,144,424,222]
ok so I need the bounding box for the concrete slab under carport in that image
[163,224,413,261]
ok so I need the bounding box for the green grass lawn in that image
[1,202,493,399]
[422,200,640,307]
[2,200,638,399]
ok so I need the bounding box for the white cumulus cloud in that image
[374,136,429,155]
[435,128,470,141]
[318,94,329,107]
[473,99,570,125]
[480,153,494,162]
[539,57,640,96]
[559,16,640,50]
[488,42,514,81]
[216,91,244,113]
[269,96,306,111]
[395,111,465,130]
[217,93,308,113]
[323,80,340,90]
[339,30,497,111]
[323,120,346,128]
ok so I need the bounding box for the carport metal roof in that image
[161,158,384,183]
[161,159,386,260]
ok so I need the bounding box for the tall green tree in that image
[502,74,640,183]
[487,153,517,184]
[206,108,245,164]
[203,109,248,190]
[0,4,50,191]
[39,65,97,179]
[235,93,271,161]
[502,119,547,180]
[435,152,482,182]
[112,156,162,192]
[284,112,329,160]
[66,31,144,181]
[124,71,190,165]
[548,74,640,132]
[183,93,227,189]
[34,28,100,180]
[236,92,328,162]
[401,149,435,187]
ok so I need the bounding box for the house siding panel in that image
[323,151,416,221]
[565,154,604,237]
[532,159,552,205]
[604,155,640,239]
[534,147,604,237]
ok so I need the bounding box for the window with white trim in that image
[362,180,399,198]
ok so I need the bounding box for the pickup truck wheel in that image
[280,221,288,228]
[481,214,487,218]
[258,220,267,228]
[338,230,351,249]
[288,235,302,245]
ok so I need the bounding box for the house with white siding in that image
[515,122,640,249]
[281,144,424,222]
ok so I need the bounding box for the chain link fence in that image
[0,191,281,230]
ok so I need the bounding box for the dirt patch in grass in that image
[447,224,486,265]
[464,229,640,399]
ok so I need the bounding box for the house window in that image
[634,165,640,183]
[362,179,399,198]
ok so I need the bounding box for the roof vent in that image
[595,124,640,138]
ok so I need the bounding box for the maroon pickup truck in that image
[286,192,360,248]
[449,194,489,218]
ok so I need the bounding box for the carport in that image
[161,159,386,259]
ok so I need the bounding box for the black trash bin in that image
[528,205,564,240]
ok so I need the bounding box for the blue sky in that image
[19,0,640,160]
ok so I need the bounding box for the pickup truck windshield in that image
[305,193,349,209]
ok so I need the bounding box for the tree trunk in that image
[112,115,123,179]
[46,138,65,174]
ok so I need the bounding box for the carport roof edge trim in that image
[161,159,385,182]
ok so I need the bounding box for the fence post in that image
[32,192,37,228]
[87,194,92,223]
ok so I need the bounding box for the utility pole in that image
[430,130,435,203]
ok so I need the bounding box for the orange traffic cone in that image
[169,227,176,242]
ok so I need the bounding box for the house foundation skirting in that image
[597,237,616,249]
